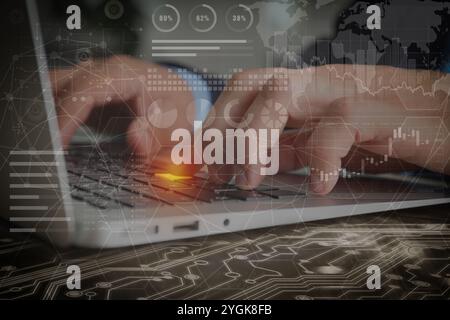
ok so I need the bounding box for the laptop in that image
[1,0,449,248]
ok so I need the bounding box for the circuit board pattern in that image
[0,204,449,300]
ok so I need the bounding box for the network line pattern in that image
[0,205,449,299]
[0,35,306,242]
[3,29,450,235]
[1,1,449,255]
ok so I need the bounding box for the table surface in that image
[0,204,449,300]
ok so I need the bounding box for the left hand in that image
[50,55,195,166]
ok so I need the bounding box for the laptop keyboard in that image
[65,149,305,210]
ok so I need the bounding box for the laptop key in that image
[92,186,119,199]
[102,200,124,209]
[254,185,278,192]
[220,189,270,201]
[150,180,192,191]
[213,184,239,192]
[83,172,114,181]
[213,192,237,201]
[129,197,160,208]
[74,181,102,192]
[113,169,144,179]
[258,189,306,199]
[71,189,91,201]
[102,177,130,188]
[85,196,110,209]
[120,182,151,195]
[131,174,151,183]
[104,189,143,207]
[142,188,193,205]
[191,180,237,192]
[132,165,162,175]
[112,197,136,207]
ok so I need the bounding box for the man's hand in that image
[50,55,194,162]
[206,65,450,194]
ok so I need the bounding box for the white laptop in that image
[1,0,449,248]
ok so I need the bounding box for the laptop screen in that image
[0,0,74,245]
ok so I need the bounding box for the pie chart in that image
[260,99,288,129]
[146,100,178,128]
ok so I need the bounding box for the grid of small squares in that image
[146,68,290,92]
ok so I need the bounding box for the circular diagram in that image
[152,4,181,33]
[75,48,91,63]
[260,99,288,129]
[226,4,254,32]
[146,100,178,129]
[104,0,124,20]
[26,99,46,123]
[189,4,217,32]
[224,99,254,127]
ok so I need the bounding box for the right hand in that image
[205,65,449,194]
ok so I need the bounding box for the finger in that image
[54,58,149,147]
[48,67,77,95]
[234,77,291,189]
[306,122,357,194]
[205,70,263,183]
[206,66,359,185]
[306,98,380,194]
[277,129,313,172]
[204,69,266,131]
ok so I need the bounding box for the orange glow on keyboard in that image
[155,173,192,181]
